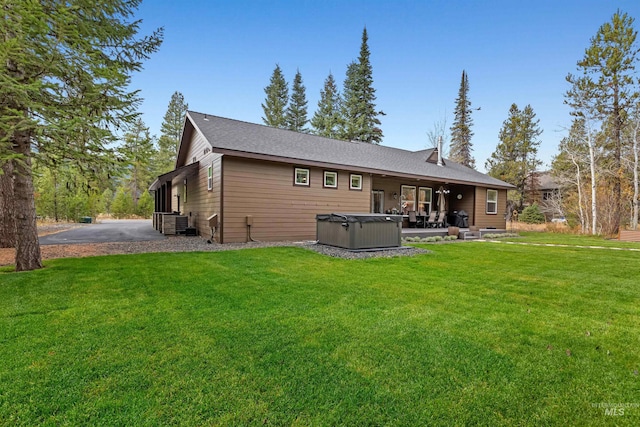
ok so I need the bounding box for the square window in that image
[324,171,338,188]
[486,189,498,214]
[350,174,362,190]
[294,168,310,186]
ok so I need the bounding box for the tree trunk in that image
[588,133,597,236]
[570,156,586,233]
[612,86,622,235]
[633,124,639,230]
[0,160,16,248]
[13,129,42,271]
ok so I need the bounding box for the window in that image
[372,190,384,213]
[324,171,338,188]
[401,185,416,214]
[207,164,213,191]
[294,168,310,186]
[486,189,498,214]
[350,174,363,190]
[418,187,432,214]
[183,179,187,204]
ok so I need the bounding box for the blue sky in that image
[130,0,640,172]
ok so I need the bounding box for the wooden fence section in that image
[619,230,640,242]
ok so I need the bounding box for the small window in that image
[183,179,188,204]
[294,168,310,186]
[324,171,338,188]
[350,174,363,190]
[486,189,498,214]
[207,164,213,191]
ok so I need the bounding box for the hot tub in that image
[316,213,403,250]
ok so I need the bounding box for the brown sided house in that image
[149,112,514,243]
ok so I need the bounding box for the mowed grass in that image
[1,239,639,425]
[504,230,640,249]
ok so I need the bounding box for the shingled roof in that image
[182,111,513,189]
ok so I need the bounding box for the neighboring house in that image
[149,112,514,243]
[525,171,563,220]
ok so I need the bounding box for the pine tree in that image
[340,28,384,143]
[261,64,289,128]
[486,104,543,208]
[136,190,154,217]
[311,72,343,138]
[33,159,104,221]
[449,70,476,168]
[111,186,134,219]
[566,10,639,234]
[285,69,309,132]
[0,1,162,271]
[340,61,360,141]
[157,91,188,175]
[120,119,155,207]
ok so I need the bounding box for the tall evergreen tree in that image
[340,28,384,143]
[120,119,156,207]
[157,91,188,175]
[311,72,343,138]
[286,69,309,132]
[486,104,543,208]
[0,0,162,271]
[566,10,639,233]
[261,64,289,128]
[340,61,360,141]
[449,70,476,168]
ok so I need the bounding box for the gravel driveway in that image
[38,219,165,245]
[0,220,427,267]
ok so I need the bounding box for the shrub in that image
[136,191,154,218]
[519,204,545,224]
[483,233,519,239]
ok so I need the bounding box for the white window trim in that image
[294,167,310,186]
[350,174,363,190]
[323,171,338,188]
[207,164,213,191]
[486,189,498,214]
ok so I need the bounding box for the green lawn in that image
[1,238,639,425]
[503,230,640,249]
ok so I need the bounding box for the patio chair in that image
[436,210,447,228]
[426,211,437,228]
[408,210,418,228]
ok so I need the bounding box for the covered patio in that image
[370,175,478,229]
